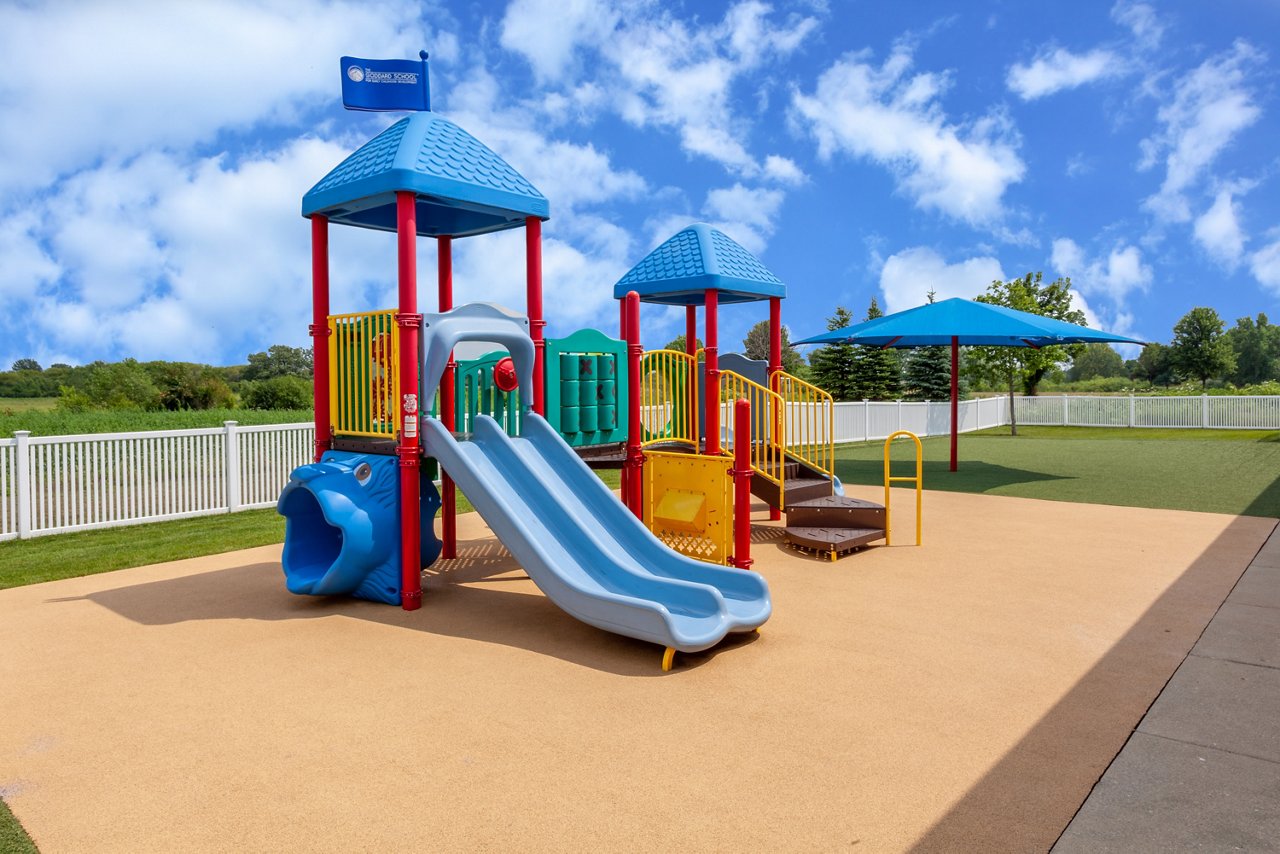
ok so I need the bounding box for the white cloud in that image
[763,155,806,185]
[878,247,1005,314]
[0,0,433,193]
[1111,1,1164,51]
[1249,237,1280,294]
[499,0,619,83]
[1140,41,1264,222]
[1065,154,1093,178]
[1051,237,1153,304]
[792,45,1025,226]
[1007,48,1122,100]
[703,184,786,254]
[1193,190,1247,269]
[0,212,61,301]
[501,0,818,175]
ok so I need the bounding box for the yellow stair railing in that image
[639,349,699,449]
[770,370,834,480]
[883,430,923,546]
[328,309,400,440]
[719,370,786,504]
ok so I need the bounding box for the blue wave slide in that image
[423,413,771,652]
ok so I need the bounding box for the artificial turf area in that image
[843,426,1280,518]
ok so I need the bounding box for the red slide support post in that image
[731,398,754,570]
[395,192,423,611]
[438,235,457,559]
[685,305,697,355]
[767,296,782,521]
[704,289,720,456]
[624,291,644,517]
[309,215,331,462]
[526,216,545,416]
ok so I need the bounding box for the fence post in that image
[1201,394,1209,429]
[896,399,902,433]
[224,421,241,513]
[1128,393,1135,428]
[863,400,870,442]
[1062,395,1069,426]
[15,431,31,539]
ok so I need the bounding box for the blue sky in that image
[1,0,1277,368]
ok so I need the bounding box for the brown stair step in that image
[784,525,885,558]
[786,495,886,529]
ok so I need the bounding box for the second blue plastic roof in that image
[612,223,786,305]
[302,112,549,238]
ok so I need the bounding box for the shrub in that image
[241,375,312,410]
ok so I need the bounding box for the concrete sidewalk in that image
[1055,526,1280,852]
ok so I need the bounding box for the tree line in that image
[1,345,314,412]
[753,274,1280,402]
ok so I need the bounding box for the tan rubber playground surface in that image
[0,488,1273,853]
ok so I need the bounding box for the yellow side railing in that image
[771,371,834,479]
[328,309,400,439]
[639,349,698,449]
[883,430,923,546]
[719,370,785,503]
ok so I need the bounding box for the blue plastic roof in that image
[612,223,786,305]
[302,112,549,238]
[794,298,1145,347]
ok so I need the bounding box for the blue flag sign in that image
[340,53,431,112]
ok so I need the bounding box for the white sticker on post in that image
[403,416,418,437]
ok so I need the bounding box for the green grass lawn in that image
[842,426,1280,517]
[0,397,57,414]
[0,797,36,854]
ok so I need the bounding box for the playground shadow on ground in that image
[836,458,1070,494]
[59,539,757,677]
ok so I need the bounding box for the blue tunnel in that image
[277,451,442,605]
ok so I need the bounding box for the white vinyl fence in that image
[3,395,1277,541]
[0,422,314,541]
[1013,394,1280,430]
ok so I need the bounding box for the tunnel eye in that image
[354,462,372,484]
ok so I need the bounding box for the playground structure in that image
[275,68,914,668]
[277,106,770,669]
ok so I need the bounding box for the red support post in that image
[624,291,644,517]
[704,289,720,455]
[619,295,630,503]
[438,235,457,559]
[767,296,782,521]
[685,305,697,355]
[309,215,331,463]
[395,192,423,611]
[950,335,959,473]
[526,216,545,416]
[732,398,754,569]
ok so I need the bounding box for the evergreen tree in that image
[902,346,956,401]
[899,291,953,401]
[851,298,900,400]
[807,306,859,400]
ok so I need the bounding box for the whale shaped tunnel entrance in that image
[279,485,344,588]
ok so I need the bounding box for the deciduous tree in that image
[1171,307,1235,388]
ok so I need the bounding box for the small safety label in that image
[403,393,418,415]
[403,416,418,437]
